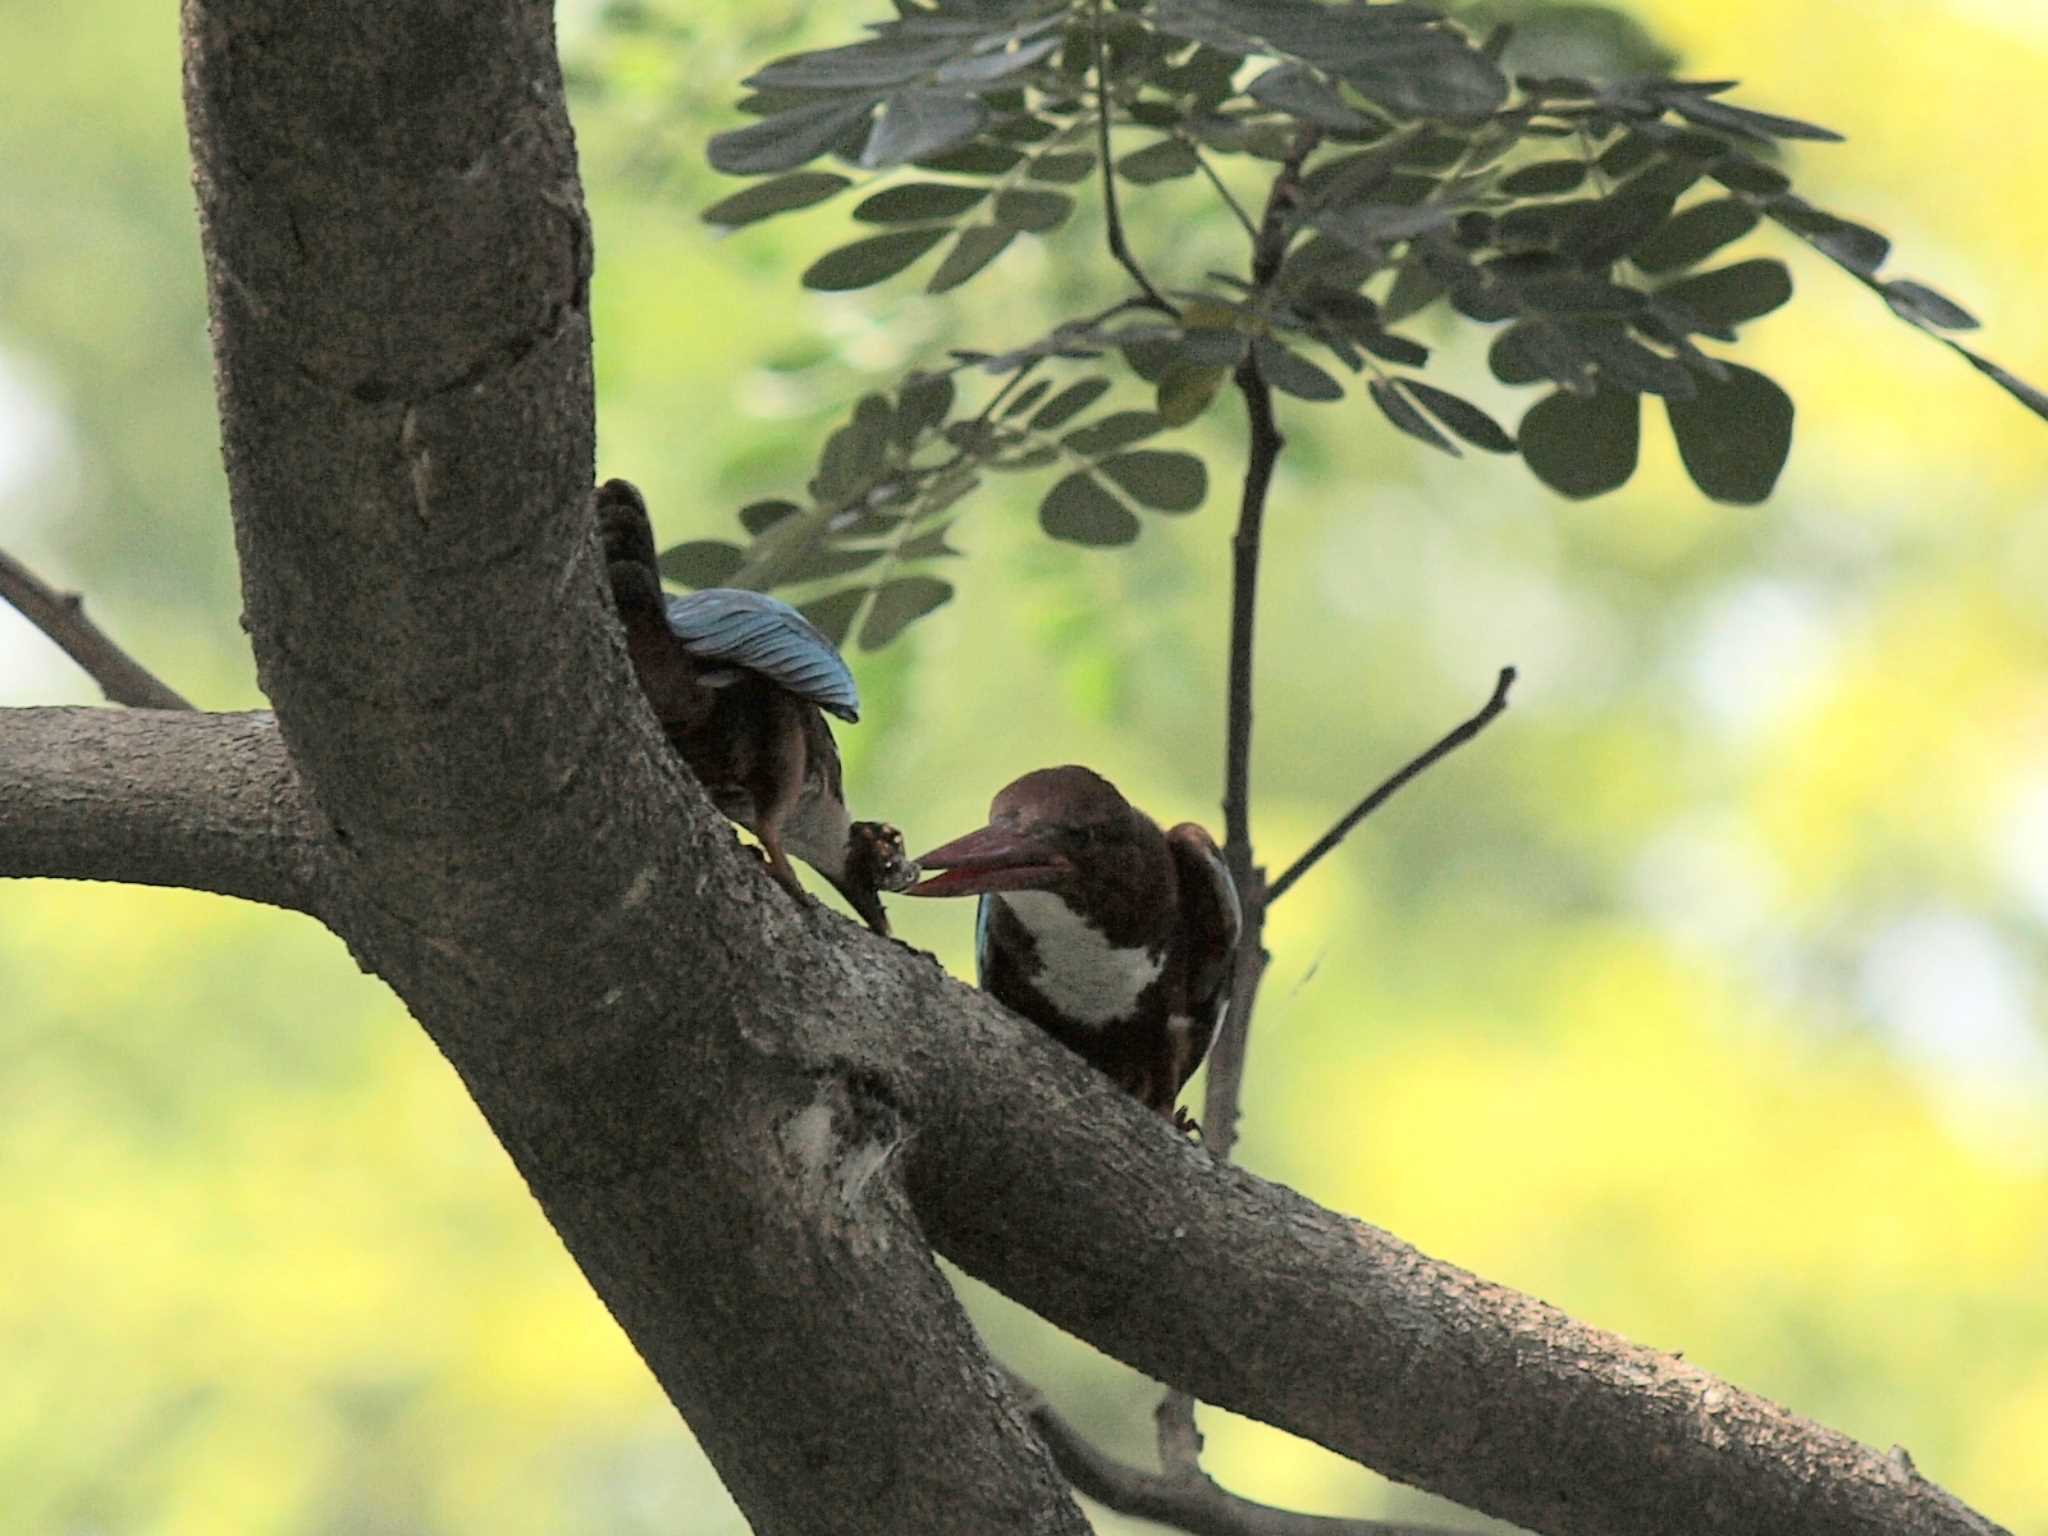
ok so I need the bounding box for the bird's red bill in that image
[904,826,1070,897]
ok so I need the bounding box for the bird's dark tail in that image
[596,478,663,616]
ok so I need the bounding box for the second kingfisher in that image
[906,765,1240,1129]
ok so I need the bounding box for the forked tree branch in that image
[1014,1374,1474,1536]
[0,549,194,709]
[1268,666,1517,905]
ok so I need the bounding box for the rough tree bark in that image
[0,3,2011,1535]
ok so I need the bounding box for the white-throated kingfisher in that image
[596,478,916,933]
[905,766,1240,1128]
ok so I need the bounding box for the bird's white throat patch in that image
[996,890,1163,1028]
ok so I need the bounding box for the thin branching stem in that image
[1193,148,1260,240]
[1158,130,1319,1482]
[0,549,193,710]
[1013,1370,1483,1536]
[1268,667,1517,905]
[1089,0,1175,314]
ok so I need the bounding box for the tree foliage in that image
[628,0,2048,648]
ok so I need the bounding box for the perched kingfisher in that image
[596,478,917,933]
[906,766,1241,1128]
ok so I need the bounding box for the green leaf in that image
[1658,258,1792,328]
[1631,197,1759,275]
[1399,379,1515,452]
[1117,139,1201,183]
[1097,450,1207,511]
[916,141,1026,175]
[1598,132,1657,178]
[1062,411,1165,456]
[1002,379,1053,419]
[1883,279,1979,331]
[1489,321,1588,388]
[1666,93,1843,144]
[738,499,802,535]
[703,172,851,228]
[893,374,956,447]
[783,546,888,583]
[852,182,990,223]
[933,33,1063,85]
[812,393,894,501]
[1708,155,1790,196]
[799,588,868,647]
[1382,259,1446,323]
[660,539,747,588]
[1665,362,1794,504]
[747,36,964,91]
[1253,336,1343,401]
[1040,472,1141,546]
[1028,152,1098,184]
[993,188,1073,232]
[898,527,962,561]
[1334,30,1509,118]
[1499,159,1588,196]
[858,576,954,649]
[1368,378,1457,455]
[802,228,950,290]
[1356,328,1429,367]
[1315,201,1461,251]
[1244,63,1378,132]
[1765,197,1889,275]
[709,98,879,176]
[1578,326,1697,398]
[1031,378,1112,431]
[1519,386,1640,498]
[864,90,989,168]
[1562,160,1701,265]
[926,224,1018,292]
[1156,362,1229,426]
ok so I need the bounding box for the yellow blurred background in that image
[2,0,2044,1531]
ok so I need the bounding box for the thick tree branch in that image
[1268,666,1517,905]
[178,4,1083,1532]
[903,1025,2009,1536]
[0,706,328,914]
[0,549,195,709]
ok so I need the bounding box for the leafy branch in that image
[657,0,2040,647]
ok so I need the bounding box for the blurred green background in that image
[4,0,2045,1531]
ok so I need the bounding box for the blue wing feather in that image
[663,589,861,722]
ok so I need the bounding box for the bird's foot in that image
[1170,1106,1203,1141]
[848,821,920,894]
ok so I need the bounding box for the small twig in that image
[1156,1384,1205,1482]
[0,549,194,710]
[1268,667,1516,906]
[1193,148,1260,240]
[1013,1373,1478,1536]
[1089,0,1175,315]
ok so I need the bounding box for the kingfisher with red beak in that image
[596,478,916,933]
[906,766,1241,1128]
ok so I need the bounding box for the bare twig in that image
[1088,0,1174,315]
[1015,1375,1479,1536]
[0,549,193,709]
[1268,667,1517,906]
